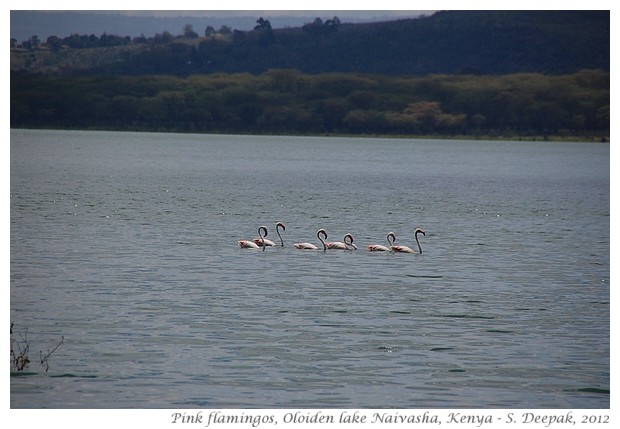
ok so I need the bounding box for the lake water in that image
[10,129,609,409]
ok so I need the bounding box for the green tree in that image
[205,26,216,37]
[386,101,466,134]
[263,69,303,93]
[343,109,386,133]
[46,35,63,51]
[317,98,348,132]
[254,17,274,45]
[183,24,199,38]
[29,35,40,49]
[153,31,174,44]
[254,18,272,31]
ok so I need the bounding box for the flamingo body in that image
[238,240,261,249]
[238,226,269,251]
[391,228,426,254]
[293,228,327,251]
[368,232,396,252]
[367,244,391,251]
[391,245,416,253]
[325,242,348,250]
[325,233,357,250]
[254,238,276,247]
[293,242,318,250]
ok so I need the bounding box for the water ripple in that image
[10,130,609,408]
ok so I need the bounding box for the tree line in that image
[11,11,609,77]
[10,16,335,51]
[10,68,609,139]
[10,23,235,51]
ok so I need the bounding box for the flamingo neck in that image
[317,230,327,252]
[259,226,267,251]
[344,234,356,249]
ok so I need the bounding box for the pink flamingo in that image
[238,226,268,251]
[326,233,357,250]
[367,232,396,252]
[391,228,426,254]
[293,229,327,251]
[253,222,286,247]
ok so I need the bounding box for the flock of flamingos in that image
[238,222,426,254]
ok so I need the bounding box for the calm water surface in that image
[10,129,609,408]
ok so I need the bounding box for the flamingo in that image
[293,229,327,251]
[367,232,396,252]
[326,233,358,250]
[238,226,268,251]
[254,222,286,247]
[345,234,358,250]
[391,228,426,254]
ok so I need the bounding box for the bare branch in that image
[40,336,64,372]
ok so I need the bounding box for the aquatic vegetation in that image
[10,323,64,373]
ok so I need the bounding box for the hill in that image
[11,11,609,76]
[10,11,610,139]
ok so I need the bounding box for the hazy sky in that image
[14,0,429,15]
[21,8,433,21]
[10,8,436,42]
[16,0,606,11]
[13,0,612,18]
[106,10,431,18]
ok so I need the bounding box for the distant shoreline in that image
[10,127,608,144]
